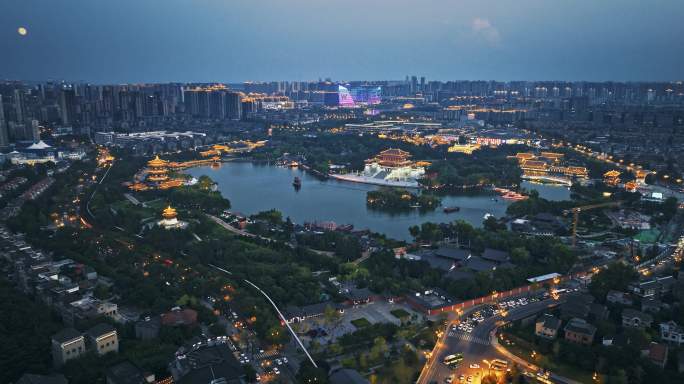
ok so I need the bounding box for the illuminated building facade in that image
[604,170,621,186]
[338,86,355,107]
[349,85,382,105]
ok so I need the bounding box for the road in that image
[207,214,257,238]
[418,297,568,384]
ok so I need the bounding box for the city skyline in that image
[2,0,684,83]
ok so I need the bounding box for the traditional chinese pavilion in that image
[367,148,413,168]
[157,205,187,230]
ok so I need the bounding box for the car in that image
[259,349,265,354]
[469,363,480,369]
[275,358,282,365]
[255,374,261,382]
[273,367,280,375]
[282,357,288,363]
[467,376,473,383]
[445,376,453,383]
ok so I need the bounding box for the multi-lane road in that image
[418,296,566,384]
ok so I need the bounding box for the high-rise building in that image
[0,95,7,147]
[225,91,242,120]
[60,88,78,126]
[13,89,25,124]
[410,76,418,93]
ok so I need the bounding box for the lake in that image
[520,180,572,201]
[186,162,568,241]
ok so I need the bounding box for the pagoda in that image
[157,205,187,230]
[147,155,170,182]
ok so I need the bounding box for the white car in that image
[445,376,453,383]
[275,358,282,365]
[273,367,280,375]
[469,363,480,369]
[282,357,288,364]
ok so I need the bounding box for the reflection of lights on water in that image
[18,27,28,36]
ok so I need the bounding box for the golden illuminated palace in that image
[128,155,189,191]
[604,170,621,186]
[448,143,481,155]
[366,148,414,168]
[513,152,588,179]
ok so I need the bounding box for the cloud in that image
[471,17,501,45]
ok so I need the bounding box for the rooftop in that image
[86,323,117,339]
[564,318,596,336]
[52,327,83,344]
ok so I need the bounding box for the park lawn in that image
[634,229,661,244]
[502,332,598,384]
[351,317,372,329]
[390,308,411,319]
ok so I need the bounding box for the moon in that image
[17,27,28,36]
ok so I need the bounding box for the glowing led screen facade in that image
[336,85,382,106]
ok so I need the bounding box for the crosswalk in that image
[255,350,279,360]
[447,331,490,345]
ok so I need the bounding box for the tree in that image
[243,364,257,383]
[589,262,638,300]
[409,225,420,239]
[323,304,342,333]
[510,247,530,264]
[296,360,328,384]
[369,336,389,362]
[483,216,506,232]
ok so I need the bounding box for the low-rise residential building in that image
[606,290,633,306]
[329,368,370,384]
[560,293,594,319]
[169,343,244,384]
[62,296,119,326]
[630,276,676,298]
[106,360,154,384]
[16,373,68,384]
[283,302,344,324]
[641,298,664,313]
[51,328,86,367]
[87,323,119,356]
[622,308,653,329]
[644,343,669,368]
[564,318,596,345]
[535,314,562,340]
[135,316,161,340]
[160,307,197,327]
[660,321,684,346]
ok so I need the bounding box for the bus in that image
[443,353,463,367]
[491,359,508,371]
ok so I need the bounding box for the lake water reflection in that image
[186,163,569,241]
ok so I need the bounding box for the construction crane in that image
[565,201,621,247]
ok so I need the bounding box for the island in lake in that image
[366,187,441,212]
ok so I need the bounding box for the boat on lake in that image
[443,206,460,213]
[293,176,302,187]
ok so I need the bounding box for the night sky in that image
[2,0,683,83]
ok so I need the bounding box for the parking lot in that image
[451,294,547,335]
